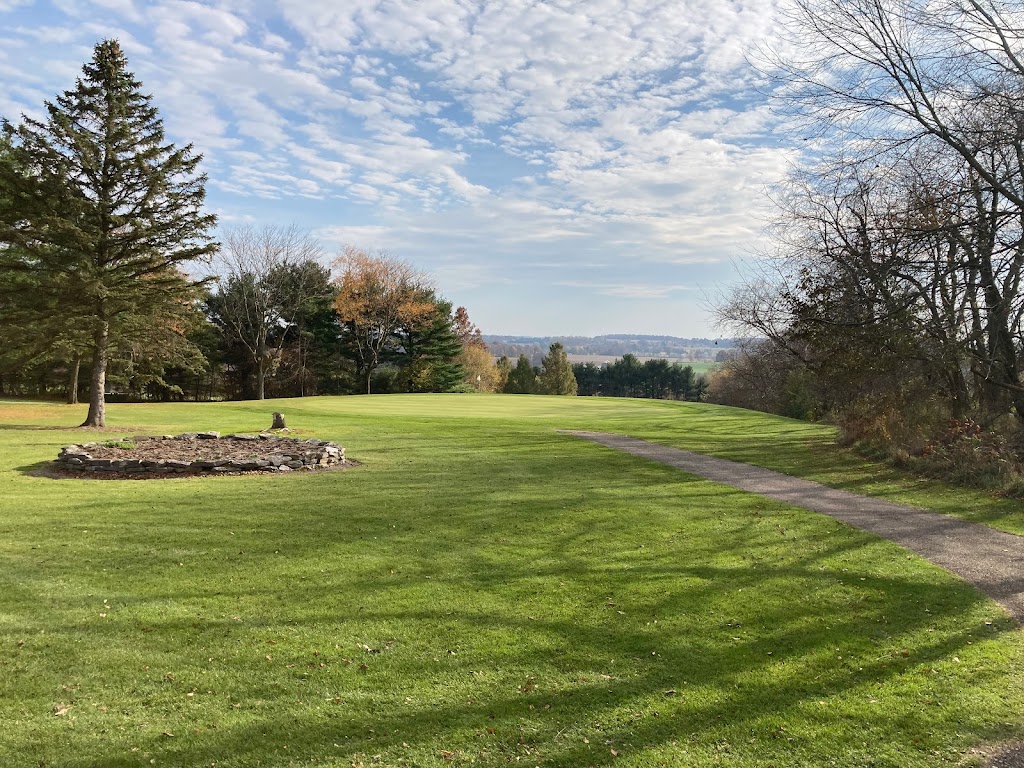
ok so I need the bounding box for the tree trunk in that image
[66,356,80,405]
[365,367,373,395]
[256,336,266,399]
[81,321,109,427]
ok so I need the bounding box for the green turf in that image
[1,395,1022,767]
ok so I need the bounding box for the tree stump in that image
[270,412,287,430]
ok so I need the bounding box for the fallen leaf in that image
[53,703,71,717]
[611,748,619,757]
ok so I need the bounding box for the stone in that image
[54,433,347,478]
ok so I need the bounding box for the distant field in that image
[567,354,719,373]
[1,395,1022,767]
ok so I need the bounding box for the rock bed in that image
[55,432,346,476]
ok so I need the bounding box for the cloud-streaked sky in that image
[0,0,792,336]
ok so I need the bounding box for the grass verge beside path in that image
[1,394,1022,767]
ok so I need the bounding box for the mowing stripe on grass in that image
[564,430,1024,623]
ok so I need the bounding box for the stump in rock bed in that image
[270,412,287,430]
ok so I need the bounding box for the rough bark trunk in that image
[81,322,109,427]
[66,356,80,405]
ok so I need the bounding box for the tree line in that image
[712,0,1024,491]
[0,40,497,424]
[573,356,706,400]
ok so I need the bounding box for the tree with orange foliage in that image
[453,306,485,348]
[332,247,435,394]
[451,305,498,391]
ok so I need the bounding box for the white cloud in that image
[0,0,792,334]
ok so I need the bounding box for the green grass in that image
[687,361,718,375]
[1,394,1023,767]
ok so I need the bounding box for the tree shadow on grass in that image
[4,429,1023,767]
[8,545,1021,767]
[24,568,1020,768]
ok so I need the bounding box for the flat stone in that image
[197,431,220,439]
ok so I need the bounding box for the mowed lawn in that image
[1,394,1023,767]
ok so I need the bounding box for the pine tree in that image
[539,342,578,396]
[0,39,217,426]
[394,297,465,393]
[504,354,538,394]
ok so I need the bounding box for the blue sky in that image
[0,0,793,337]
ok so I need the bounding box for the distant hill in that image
[483,334,736,365]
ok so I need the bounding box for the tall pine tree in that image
[0,39,217,426]
[539,342,578,396]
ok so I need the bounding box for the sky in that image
[0,0,794,337]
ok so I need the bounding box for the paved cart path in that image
[564,430,1024,623]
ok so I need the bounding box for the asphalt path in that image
[563,430,1024,623]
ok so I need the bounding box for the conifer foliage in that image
[0,40,217,426]
[539,342,578,396]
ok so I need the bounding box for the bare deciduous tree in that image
[208,224,325,400]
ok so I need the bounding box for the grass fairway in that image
[1,395,1023,767]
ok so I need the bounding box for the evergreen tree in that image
[0,39,217,426]
[504,354,538,394]
[393,296,465,393]
[539,342,578,396]
[572,362,602,396]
